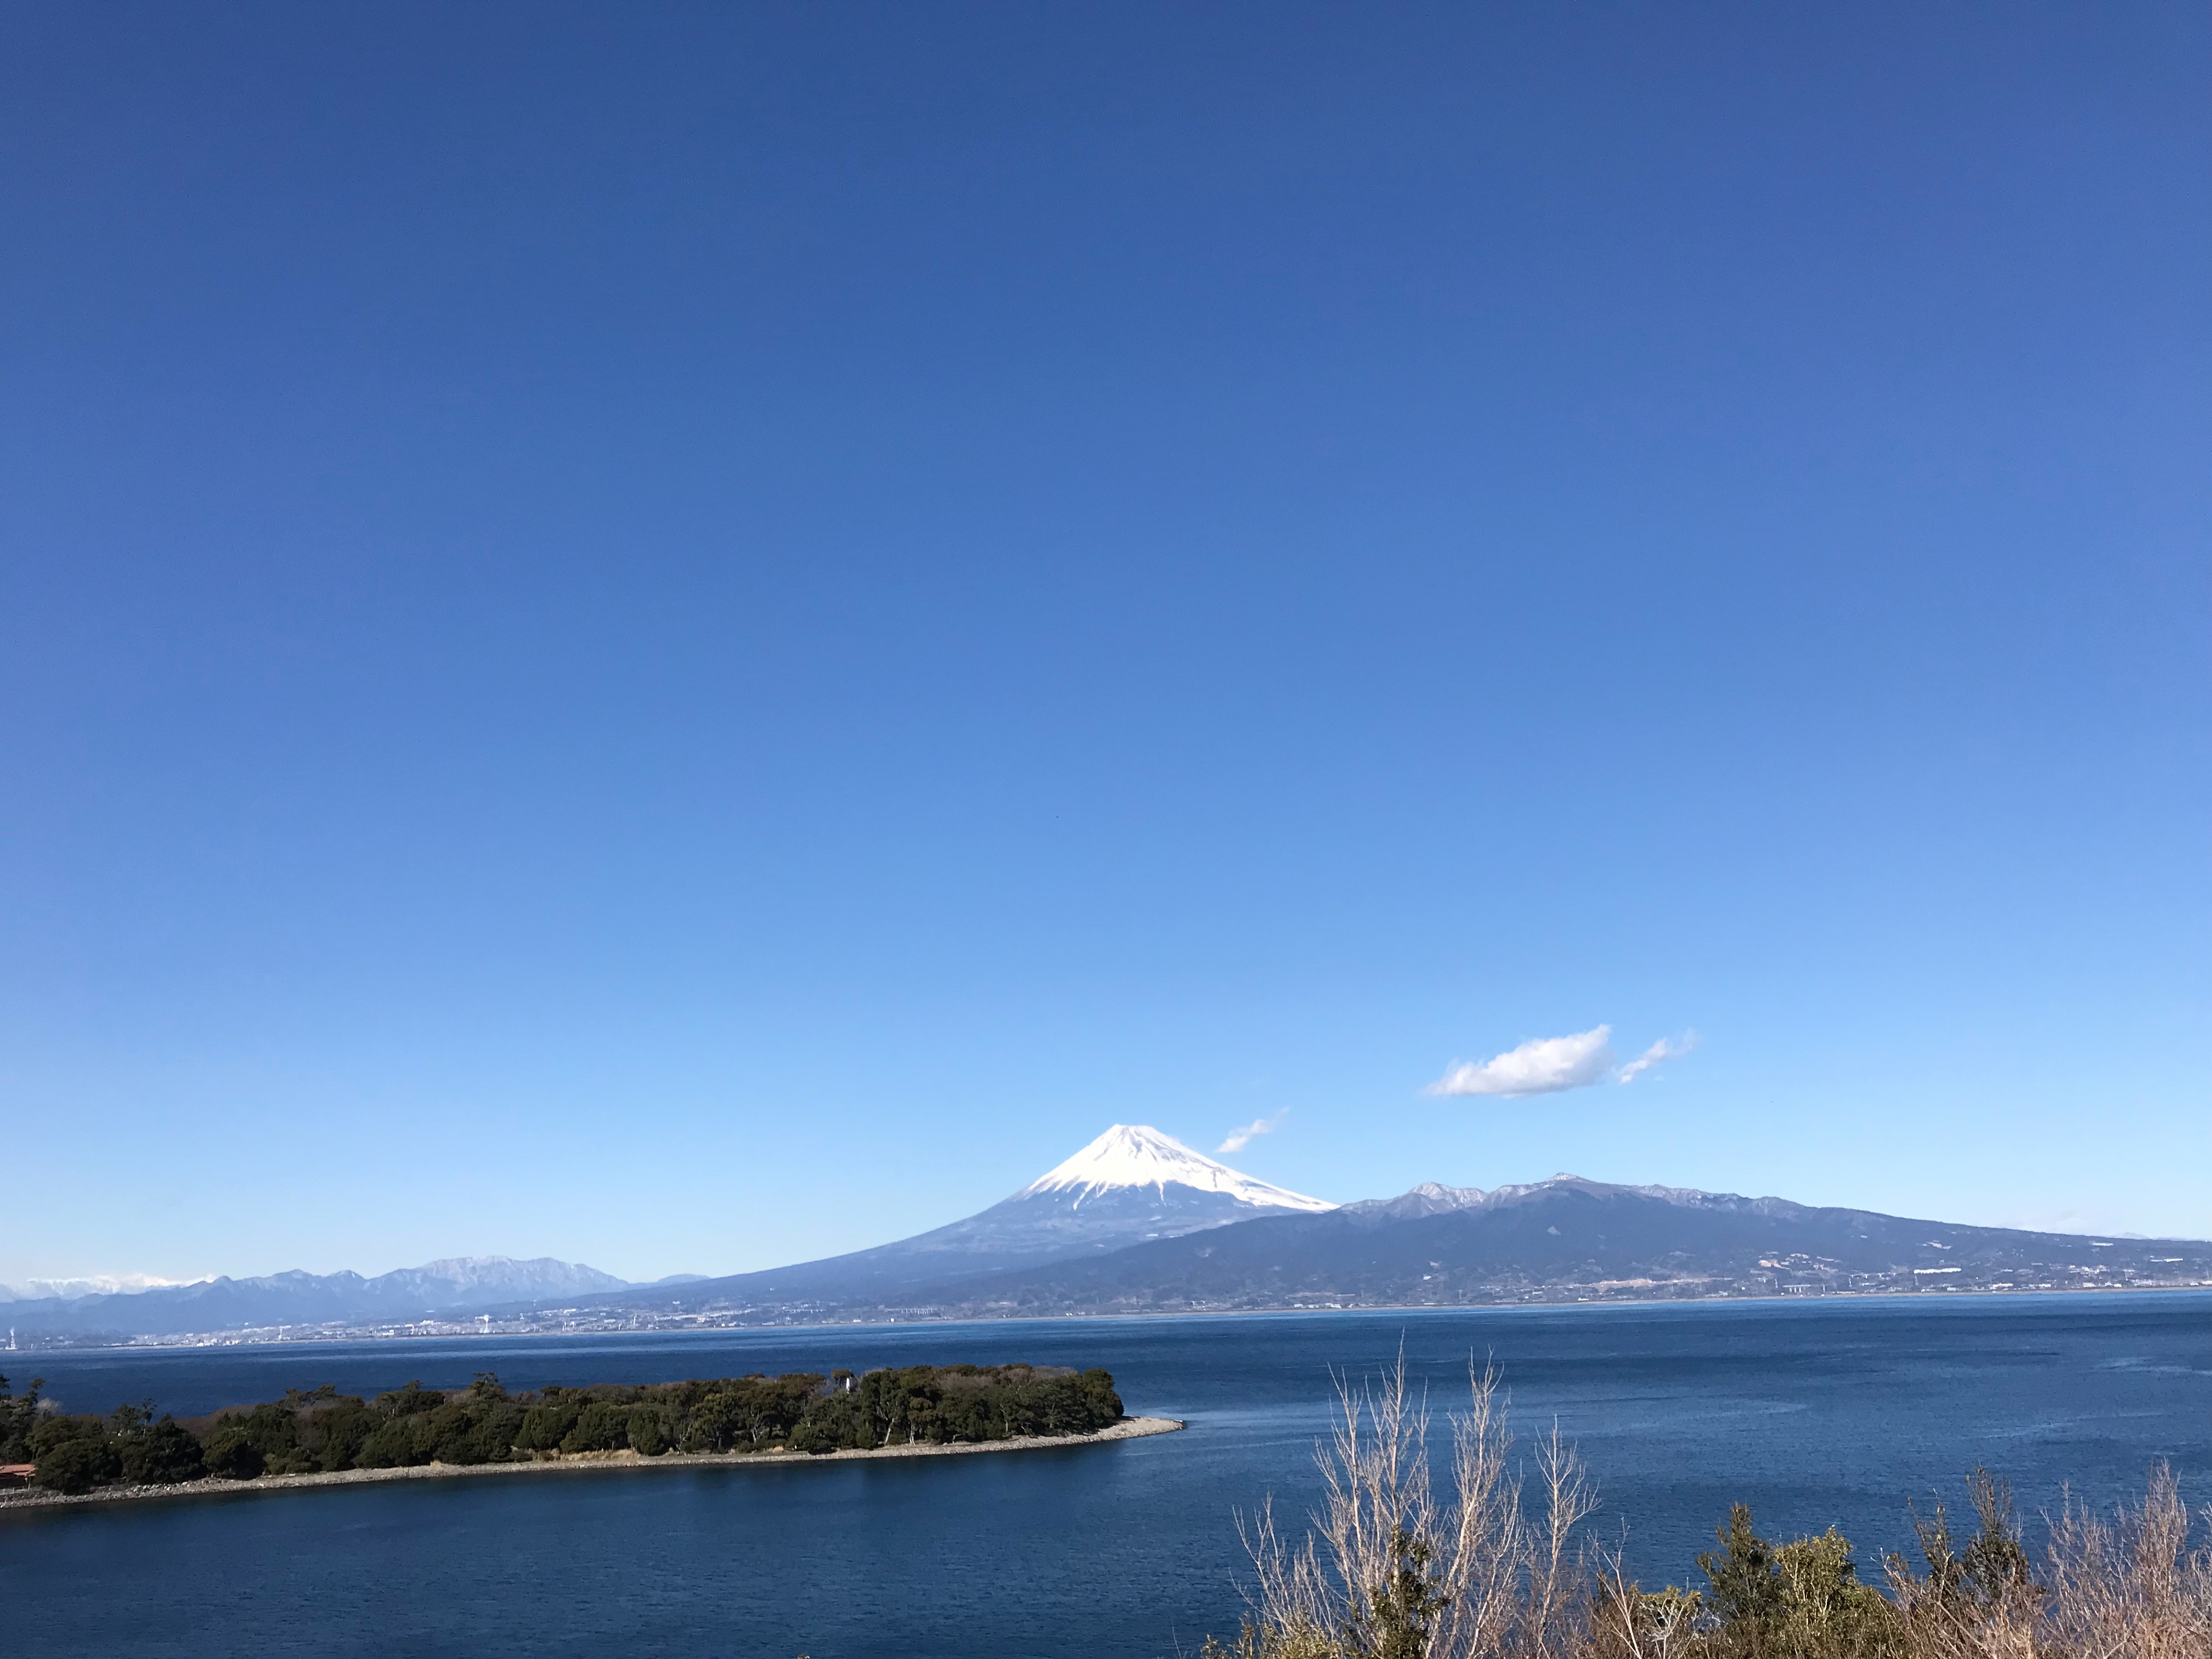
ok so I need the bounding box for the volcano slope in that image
[872,1175,2211,1315]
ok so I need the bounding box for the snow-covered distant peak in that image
[411,1256,545,1280]
[0,1272,204,1302]
[1406,1181,1487,1206]
[381,1257,632,1296]
[1017,1125,1335,1212]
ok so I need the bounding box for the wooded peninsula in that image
[0,1363,1127,1497]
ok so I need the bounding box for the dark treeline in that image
[0,1363,1124,1496]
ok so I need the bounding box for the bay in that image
[4,1291,2209,1658]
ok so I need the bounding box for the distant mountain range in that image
[0,1273,185,1302]
[550,1134,2212,1322]
[2,1256,646,1339]
[902,1172,2212,1315]
[12,1128,2209,1346]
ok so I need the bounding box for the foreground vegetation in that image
[0,1363,1123,1496]
[1206,1361,2210,1659]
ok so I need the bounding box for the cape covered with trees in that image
[0,1363,1125,1496]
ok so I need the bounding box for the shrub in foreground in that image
[1210,1360,2212,1659]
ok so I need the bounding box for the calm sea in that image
[4,1293,2209,1658]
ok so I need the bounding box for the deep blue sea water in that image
[4,1293,2210,1659]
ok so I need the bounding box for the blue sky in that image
[3,3,2205,1286]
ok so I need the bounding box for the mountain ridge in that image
[544,1171,2212,1328]
[12,1146,2209,1345]
[545,1125,1336,1313]
[873,1173,2212,1316]
[2,1255,633,1337]
[4,1126,1333,1340]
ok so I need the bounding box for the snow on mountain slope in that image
[1344,1181,1489,1220]
[600,1125,1340,1312]
[0,1272,202,1301]
[867,1122,1333,1273]
[1018,1125,1334,1212]
[373,1256,632,1301]
[1346,1173,1781,1221]
[3,1255,639,1338]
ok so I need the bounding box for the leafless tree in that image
[2038,1465,2212,1659]
[1228,1352,1596,1659]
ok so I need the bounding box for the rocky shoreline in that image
[0,1414,1184,1514]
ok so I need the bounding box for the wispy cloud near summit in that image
[1218,1110,1287,1154]
[1425,1025,1696,1098]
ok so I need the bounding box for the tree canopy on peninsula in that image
[0,1363,1124,1496]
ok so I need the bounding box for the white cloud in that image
[1425,1025,1699,1097]
[1617,1031,1700,1085]
[1218,1110,1288,1154]
[1426,1027,1616,1097]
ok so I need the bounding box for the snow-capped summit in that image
[891,1122,1334,1264]
[1017,1124,1335,1213]
[653,1122,1341,1310]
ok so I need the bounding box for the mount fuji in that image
[9,1130,1332,1341]
[600,1156,2211,1325]
[1009,1124,1335,1235]
[24,1133,2210,1343]
[612,1125,1336,1311]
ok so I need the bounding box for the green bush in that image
[516,1398,582,1452]
[201,1421,267,1481]
[119,1417,206,1485]
[627,1407,675,1457]
[559,1401,635,1454]
[0,1374,46,1464]
[35,1435,121,1496]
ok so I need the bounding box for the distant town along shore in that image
[0,1363,1172,1507]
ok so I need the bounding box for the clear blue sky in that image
[4,3,2205,1285]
